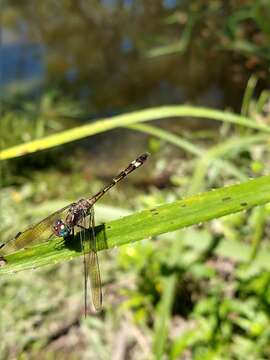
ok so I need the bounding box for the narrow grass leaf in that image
[1,174,270,274]
[1,106,270,160]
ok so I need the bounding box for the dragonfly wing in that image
[78,213,88,316]
[88,247,102,311]
[78,207,102,313]
[88,207,102,311]
[0,204,71,255]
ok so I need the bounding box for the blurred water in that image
[0,28,45,97]
[0,2,241,110]
[1,1,267,163]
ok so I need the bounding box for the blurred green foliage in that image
[1,0,270,359]
[1,79,270,359]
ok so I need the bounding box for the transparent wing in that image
[88,207,102,311]
[88,251,102,311]
[78,212,88,316]
[78,207,102,313]
[0,203,71,255]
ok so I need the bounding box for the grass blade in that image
[1,174,270,274]
[1,106,270,160]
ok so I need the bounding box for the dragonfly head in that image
[53,219,71,237]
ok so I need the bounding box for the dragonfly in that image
[0,152,150,315]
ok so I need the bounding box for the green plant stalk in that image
[126,123,203,155]
[152,228,187,358]
[1,174,270,275]
[257,90,270,113]
[153,274,177,359]
[188,134,268,194]
[249,206,266,262]
[146,13,197,57]
[1,106,270,160]
[129,124,249,181]
[241,75,257,116]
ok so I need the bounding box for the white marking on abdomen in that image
[132,160,142,167]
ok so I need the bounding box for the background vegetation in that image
[1,1,270,359]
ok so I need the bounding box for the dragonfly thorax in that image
[65,199,90,227]
[53,219,71,238]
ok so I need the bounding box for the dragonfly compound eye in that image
[53,219,71,237]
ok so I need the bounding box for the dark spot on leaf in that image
[240,202,248,207]
[222,196,231,202]
[181,204,187,208]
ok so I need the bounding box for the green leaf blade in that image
[1,174,270,275]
